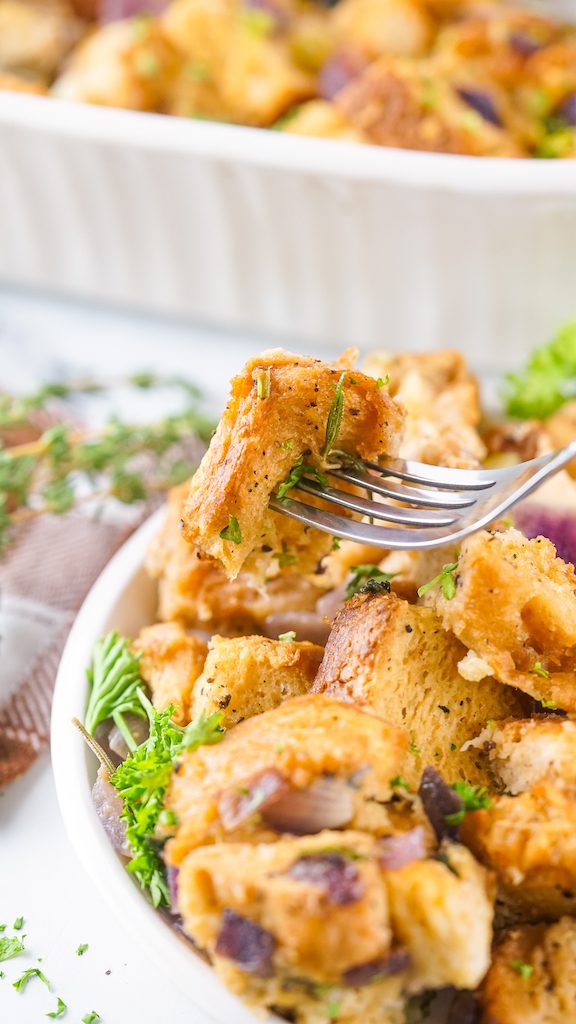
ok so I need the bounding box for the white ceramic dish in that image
[50,508,274,1023]
[1,92,576,367]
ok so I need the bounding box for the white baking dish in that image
[1,91,575,366]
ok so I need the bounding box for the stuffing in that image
[177,830,492,1016]
[132,621,207,725]
[52,17,181,110]
[190,634,324,727]
[431,528,576,710]
[281,98,368,141]
[462,778,576,923]
[164,694,408,863]
[486,717,576,796]
[330,0,434,62]
[545,400,576,478]
[0,0,84,80]
[335,55,525,156]
[314,590,528,788]
[0,72,47,93]
[181,349,404,580]
[480,917,576,1024]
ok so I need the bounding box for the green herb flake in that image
[47,996,68,1018]
[331,536,341,551]
[76,943,89,956]
[278,631,297,642]
[280,438,294,450]
[444,782,492,826]
[511,960,533,980]
[450,743,457,751]
[0,937,25,962]
[276,456,328,500]
[323,372,346,459]
[541,698,558,710]
[418,562,459,601]
[408,741,420,757]
[326,1000,341,1020]
[0,926,4,932]
[220,515,242,545]
[277,542,298,568]
[390,775,410,790]
[254,368,271,400]
[376,375,390,388]
[346,564,394,601]
[13,917,23,930]
[0,971,4,978]
[13,967,51,993]
[82,1013,100,1024]
[530,661,550,678]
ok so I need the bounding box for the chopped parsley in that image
[444,782,492,826]
[13,967,51,993]
[278,631,296,642]
[345,565,394,601]
[277,542,298,568]
[0,937,25,962]
[254,367,271,400]
[84,632,147,749]
[390,775,410,790]
[13,917,23,930]
[511,960,533,980]
[0,925,5,932]
[323,371,347,460]
[276,456,328,500]
[82,1013,100,1024]
[418,562,459,600]
[326,1000,341,1020]
[504,321,576,419]
[331,536,341,551]
[408,741,421,757]
[47,997,68,1018]
[219,515,242,545]
[530,661,550,678]
[376,375,390,388]
[541,698,558,710]
[76,943,89,956]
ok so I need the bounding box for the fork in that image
[269,441,576,550]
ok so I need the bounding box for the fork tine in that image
[328,467,477,509]
[295,478,460,527]
[365,458,497,490]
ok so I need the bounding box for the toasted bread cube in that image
[331,0,433,61]
[431,528,576,710]
[387,842,493,990]
[182,349,404,580]
[191,634,323,727]
[281,99,368,142]
[481,917,576,1024]
[0,0,84,79]
[314,591,527,788]
[487,717,576,796]
[462,779,576,923]
[132,622,207,725]
[165,694,408,862]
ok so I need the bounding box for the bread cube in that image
[132,621,207,725]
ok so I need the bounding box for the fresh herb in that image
[530,661,550,678]
[0,937,25,962]
[541,698,558,709]
[331,536,341,551]
[280,438,294,451]
[13,917,23,930]
[450,743,457,751]
[276,456,328,500]
[434,851,460,877]
[82,1013,100,1024]
[504,322,576,419]
[277,542,298,568]
[0,971,4,978]
[84,633,147,749]
[278,631,296,642]
[346,565,394,600]
[418,562,459,600]
[390,775,410,790]
[444,782,492,826]
[408,741,421,757]
[220,515,242,545]
[47,997,68,1018]
[0,925,4,932]
[13,967,51,992]
[254,368,271,400]
[511,960,533,980]
[376,375,389,388]
[76,944,89,956]
[326,1000,341,1020]
[110,695,224,907]
[323,372,346,460]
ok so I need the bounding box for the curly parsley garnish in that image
[444,782,492,826]
[85,632,147,751]
[418,562,459,600]
[0,937,25,962]
[219,515,242,544]
[13,967,50,993]
[346,564,395,601]
[504,321,576,419]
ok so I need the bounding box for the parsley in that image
[0,937,25,961]
[408,741,420,757]
[82,1013,100,1024]
[418,562,459,600]
[326,1000,341,1019]
[13,967,51,992]
[504,322,576,419]
[541,698,558,709]
[346,565,394,600]
[276,456,328,500]
[278,631,296,642]
[280,438,294,450]
[76,943,88,956]
[0,971,4,978]
[47,997,68,1018]
[85,632,147,750]
[254,368,271,400]
[444,782,492,826]
[331,536,341,551]
[376,375,389,388]
[530,661,550,678]
[219,515,242,545]
[511,960,533,980]
[390,775,410,790]
[111,694,224,907]
[0,925,4,932]
[13,917,23,930]
[277,542,298,568]
[323,372,346,459]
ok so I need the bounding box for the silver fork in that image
[269,441,576,549]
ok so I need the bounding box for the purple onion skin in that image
[218,769,289,830]
[509,31,544,56]
[287,853,363,905]
[342,949,411,987]
[318,50,368,102]
[558,92,576,128]
[215,909,276,976]
[514,503,576,567]
[101,0,169,21]
[418,767,463,842]
[456,87,503,127]
[92,772,130,856]
[167,865,180,916]
[378,827,427,870]
[447,990,481,1024]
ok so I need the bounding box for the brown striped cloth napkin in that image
[0,511,142,787]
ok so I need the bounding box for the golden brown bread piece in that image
[313,591,527,788]
[0,71,46,92]
[181,349,404,579]
[191,634,323,727]
[330,0,434,61]
[132,622,207,725]
[431,528,576,711]
[0,0,84,80]
[481,917,576,1024]
[164,694,408,863]
[486,717,576,796]
[462,779,576,924]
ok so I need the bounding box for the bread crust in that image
[132,621,207,725]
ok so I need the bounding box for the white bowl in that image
[1,92,575,367]
[50,509,273,1022]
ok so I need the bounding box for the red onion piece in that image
[509,31,545,56]
[418,767,463,842]
[286,852,363,904]
[215,909,276,976]
[167,865,180,916]
[261,612,331,646]
[318,50,369,101]
[100,0,169,22]
[378,827,427,870]
[342,949,411,987]
[262,776,354,834]
[558,92,576,127]
[315,584,346,624]
[92,771,130,856]
[514,503,576,566]
[456,86,502,127]
[218,770,289,830]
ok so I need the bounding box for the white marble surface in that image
[0,287,341,1024]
